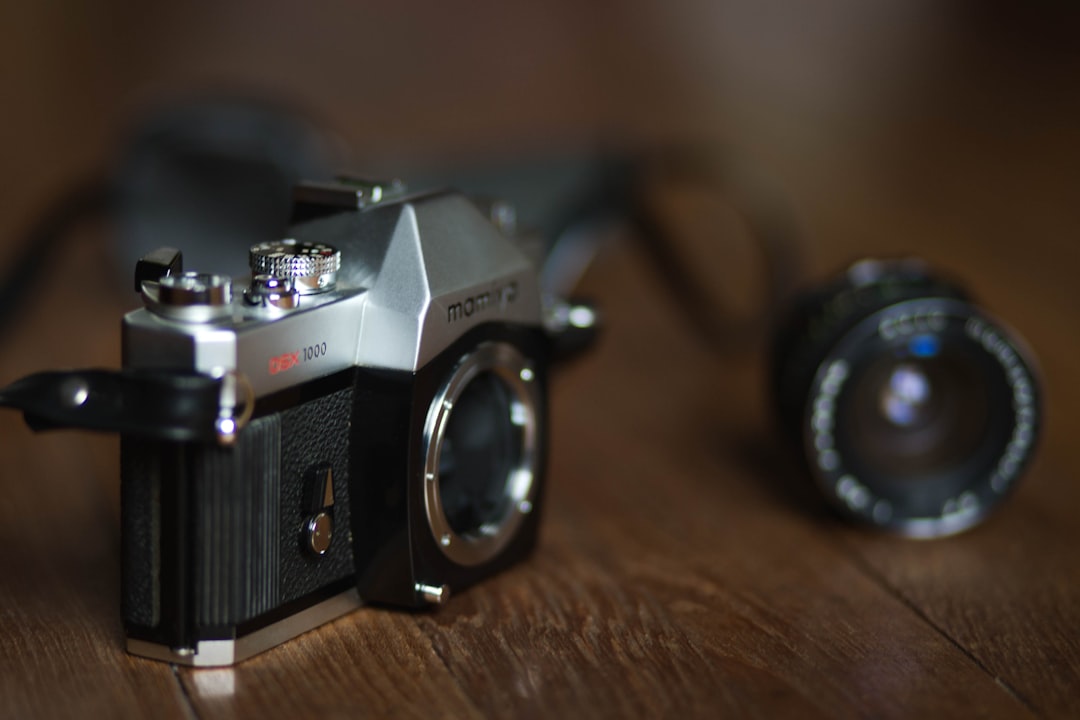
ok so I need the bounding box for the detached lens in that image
[771,260,1040,537]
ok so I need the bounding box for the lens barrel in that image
[771,259,1040,537]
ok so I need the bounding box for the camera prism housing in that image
[121,183,555,665]
[771,259,1041,538]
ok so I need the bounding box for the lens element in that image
[844,347,990,484]
[880,363,932,428]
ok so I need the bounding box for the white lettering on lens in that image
[965,319,1038,493]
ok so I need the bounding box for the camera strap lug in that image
[544,298,601,365]
[0,368,253,444]
[213,370,255,445]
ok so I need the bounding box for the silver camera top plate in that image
[123,191,542,398]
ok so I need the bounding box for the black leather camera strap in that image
[0,369,226,443]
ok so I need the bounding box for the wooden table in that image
[2,4,1080,719]
[1,166,1078,718]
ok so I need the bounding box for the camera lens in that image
[844,352,989,481]
[423,342,542,566]
[437,372,522,536]
[771,259,1040,537]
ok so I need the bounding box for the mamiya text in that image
[447,282,518,323]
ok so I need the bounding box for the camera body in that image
[121,181,553,665]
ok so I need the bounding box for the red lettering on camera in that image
[269,351,301,375]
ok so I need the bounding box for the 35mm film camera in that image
[4,178,593,666]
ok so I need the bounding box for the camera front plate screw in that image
[306,512,333,556]
[415,583,451,606]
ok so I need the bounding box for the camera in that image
[771,259,1041,537]
[113,178,585,665]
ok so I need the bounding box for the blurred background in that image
[3,4,1080,713]
[0,0,1078,408]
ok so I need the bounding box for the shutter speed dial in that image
[249,239,341,294]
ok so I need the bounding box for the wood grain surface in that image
[2,3,1079,718]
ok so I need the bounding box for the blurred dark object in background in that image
[1,1,1078,370]
[5,1,1078,269]
[114,98,334,278]
[0,88,800,355]
[0,99,335,337]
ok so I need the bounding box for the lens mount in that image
[803,297,1040,537]
[422,342,541,566]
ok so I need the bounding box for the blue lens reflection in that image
[909,334,940,359]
